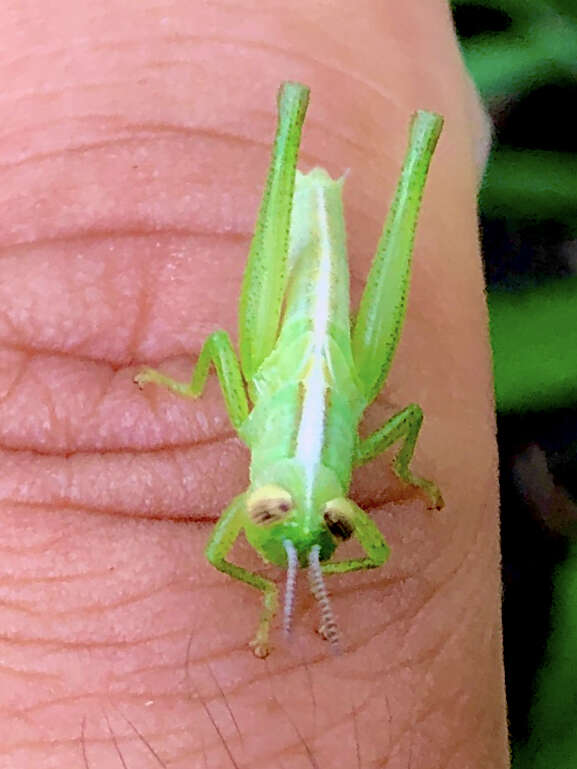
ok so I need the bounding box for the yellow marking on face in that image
[247,485,293,525]
[323,498,355,540]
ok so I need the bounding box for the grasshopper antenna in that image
[308,545,341,653]
[283,539,298,637]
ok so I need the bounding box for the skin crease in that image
[0,0,509,767]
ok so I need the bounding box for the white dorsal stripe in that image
[294,183,332,500]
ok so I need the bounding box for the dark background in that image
[451,2,577,765]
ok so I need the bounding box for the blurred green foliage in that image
[489,277,577,412]
[481,149,577,226]
[454,0,577,410]
[456,0,577,103]
[513,544,577,768]
[452,1,577,766]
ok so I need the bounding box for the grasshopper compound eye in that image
[247,485,293,526]
[323,498,356,541]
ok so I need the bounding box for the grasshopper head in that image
[244,474,357,652]
[245,484,356,562]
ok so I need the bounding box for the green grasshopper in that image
[136,82,443,658]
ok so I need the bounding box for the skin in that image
[0,1,506,768]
